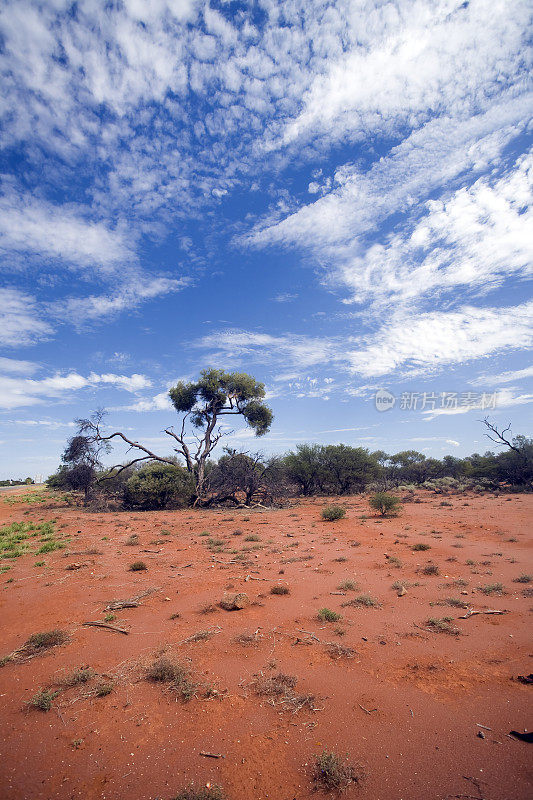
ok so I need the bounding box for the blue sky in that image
[0,0,532,479]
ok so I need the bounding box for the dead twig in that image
[296,629,321,642]
[200,751,224,759]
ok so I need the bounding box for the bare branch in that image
[481,418,521,453]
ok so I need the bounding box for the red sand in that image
[0,490,531,799]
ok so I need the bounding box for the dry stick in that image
[200,752,224,759]
[459,609,505,619]
[358,703,377,714]
[82,621,129,635]
[476,723,492,731]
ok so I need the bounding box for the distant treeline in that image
[47,436,533,510]
[0,478,34,487]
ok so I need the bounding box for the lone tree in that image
[49,410,111,505]
[88,369,273,502]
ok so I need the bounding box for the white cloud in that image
[0,357,38,375]
[196,299,533,380]
[55,276,190,323]
[333,150,533,307]
[0,288,52,346]
[0,369,153,410]
[423,388,533,420]
[0,196,135,274]
[473,365,533,386]
[346,301,533,377]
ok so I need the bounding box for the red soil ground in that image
[0,489,531,800]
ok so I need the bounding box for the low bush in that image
[321,505,346,522]
[369,492,402,517]
[124,462,195,510]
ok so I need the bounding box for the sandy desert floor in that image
[0,488,531,800]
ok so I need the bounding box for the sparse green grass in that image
[317,607,342,622]
[0,520,64,559]
[312,750,361,793]
[244,534,260,542]
[321,505,346,521]
[27,689,59,711]
[479,582,504,595]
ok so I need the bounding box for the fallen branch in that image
[105,587,158,611]
[200,751,224,759]
[82,621,129,635]
[296,629,321,642]
[459,609,506,619]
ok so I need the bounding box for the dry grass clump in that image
[182,629,216,644]
[412,543,431,551]
[234,630,264,647]
[2,629,69,667]
[342,594,380,609]
[270,585,290,595]
[337,580,358,592]
[125,534,139,546]
[513,574,532,584]
[324,642,356,660]
[426,617,460,635]
[420,563,439,576]
[479,582,504,595]
[312,750,362,793]
[94,682,113,697]
[172,787,225,800]
[59,667,94,687]
[253,670,315,712]
[145,657,197,701]
[128,560,147,571]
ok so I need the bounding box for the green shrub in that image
[317,607,342,622]
[321,505,346,521]
[124,462,195,510]
[27,689,59,711]
[369,492,402,517]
